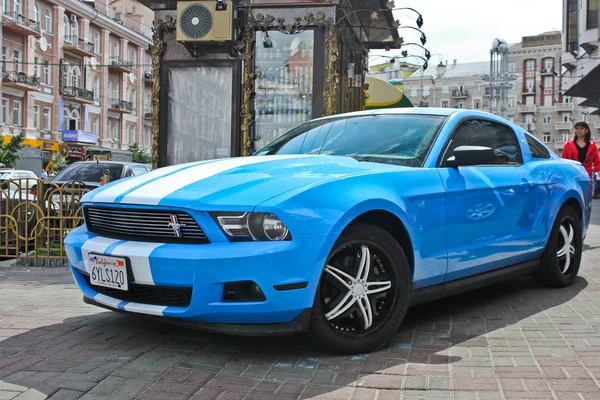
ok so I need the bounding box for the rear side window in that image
[525,133,551,159]
[53,164,123,182]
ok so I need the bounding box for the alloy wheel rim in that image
[557,218,576,274]
[321,242,396,337]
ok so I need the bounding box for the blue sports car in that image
[64,108,591,353]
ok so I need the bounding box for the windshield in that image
[52,163,124,183]
[253,114,446,167]
[0,172,11,180]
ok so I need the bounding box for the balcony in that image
[554,140,567,149]
[519,123,536,131]
[108,99,134,114]
[540,68,555,76]
[523,87,536,94]
[144,70,154,85]
[451,89,468,98]
[517,105,537,113]
[62,86,94,104]
[143,108,153,120]
[555,122,573,130]
[108,57,134,73]
[2,72,40,91]
[63,36,96,57]
[555,103,575,111]
[2,12,41,37]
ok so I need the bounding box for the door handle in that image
[520,180,535,190]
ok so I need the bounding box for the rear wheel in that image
[533,205,582,287]
[309,223,411,354]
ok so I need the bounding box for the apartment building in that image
[1,0,153,166]
[396,32,599,154]
[561,0,600,129]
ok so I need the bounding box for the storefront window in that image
[588,0,598,29]
[567,0,579,51]
[253,30,314,151]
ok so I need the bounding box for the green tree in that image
[0,134,24,168]
[128,143,150,163]
[50,155,70,175]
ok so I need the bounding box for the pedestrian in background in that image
[562,121,600,185]
[41,169,48,180]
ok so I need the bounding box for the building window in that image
[43,107,50,130]
[588,0,598,29]
[423,85,430,96]
[526,78,534,89]
[33,4,39,25]
[2,0,8,16]
[12,101,21,126]
[441,100,448,108]
[1,47,7,73]
[544,58,554,71]
[71,20,78,42]
[33,105,39,129]
[1,99,7,124]
[63,16,70,41]
[94,77,100,100]
[508,62,516,72]
[562,112,571,122]
[544,95,553,106]
[567,0,579,51]
[582,112,589,122]
[457,102,464,109]
[71,66,80,87]
[543,134,551,143]
[131,126,135,144]
[43,61,50,84]
[13,0,21,15]
[508,97,515,108]
[543,76,553,88]
[44,9,51,33]
[442,85,448,94]
[92,117,98,133]
[474,82,481,92]
[94,32,100,54]
[526,59,535,71]
[474,99,481,109]
[70,109,79,130]
[411,87,417,97]
[543,115,551,124]
[13,50,20,73]
[113,121,119,141]
[33,56,38,77]
[131,89,136,105]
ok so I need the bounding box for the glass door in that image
[253,30,315,151]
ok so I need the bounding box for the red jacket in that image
[562,139,600,178]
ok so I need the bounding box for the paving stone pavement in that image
[2,203,600,400]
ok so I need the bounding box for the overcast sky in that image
[370,0,563,67]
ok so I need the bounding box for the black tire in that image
[309,223,412,354]
[533,205,582,287]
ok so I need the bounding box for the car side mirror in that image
[446,145,497,167]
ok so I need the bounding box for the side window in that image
[440,119,523,166]
[123,169,133,178]
[525,133,551,159]
[131,166,148,176]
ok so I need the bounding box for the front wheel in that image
[533,205,582,287]
[309,223,412,354]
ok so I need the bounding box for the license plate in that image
[52,193,73,204]
[89,254,128,291]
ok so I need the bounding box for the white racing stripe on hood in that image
[109,241,164,285]
[123,303,167,316]
[88,162,202,203]
[119,155,316,205]
[81,237,124,274]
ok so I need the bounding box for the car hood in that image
[83,155,405,209]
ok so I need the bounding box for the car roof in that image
[309,107,505,122]
[66,161,148,166]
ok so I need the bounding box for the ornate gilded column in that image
[149,17,175,169]
[324,26,339,116]
[240,26,254,157]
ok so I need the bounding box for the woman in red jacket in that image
[562,121,600,180]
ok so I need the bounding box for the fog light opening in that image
[222,281,266,302]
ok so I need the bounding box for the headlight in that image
[211,212,291,242]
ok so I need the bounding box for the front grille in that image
[83,274,192,307]
[84,206,209,244]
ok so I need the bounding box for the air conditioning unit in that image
[176,1,233,42]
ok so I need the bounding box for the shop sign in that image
[250,0,330,5]
[67,146,86,158]
[62,130,97,144]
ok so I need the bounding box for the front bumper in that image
[65,225,329,329]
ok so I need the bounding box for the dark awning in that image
[344,0,402,50]
[564,63,600,99]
